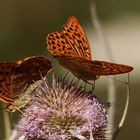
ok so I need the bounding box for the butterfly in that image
[0,56,52,110]
[46,16,133,82]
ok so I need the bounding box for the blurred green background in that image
[0,0,139,140]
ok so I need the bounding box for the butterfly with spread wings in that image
[47,16,133,83]
[0,56,52,110]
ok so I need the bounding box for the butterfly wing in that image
[54,55,102,80]
[47,32,78,57]
[97,61,133,75]
[63,16,91,60]
[12,56,52,96]
[0,62,16,104]
[0,56,51,104]
[47,16,91,60]
[55,55,133,81]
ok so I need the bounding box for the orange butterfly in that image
[46,16,133,82]
[0,56,52,109]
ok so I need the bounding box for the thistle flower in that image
[10,76,109,140]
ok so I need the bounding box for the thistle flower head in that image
[14,76,109,140]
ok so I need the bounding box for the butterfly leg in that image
[91,80,95,92]
[62,70,70,81]
[70,78,80,87]
[83,80,95,94]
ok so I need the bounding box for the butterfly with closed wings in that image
[47,16,133,85]
[0,56,52,111]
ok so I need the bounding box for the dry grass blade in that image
[112,74,130,140]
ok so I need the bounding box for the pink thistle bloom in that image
[12,77,109,140]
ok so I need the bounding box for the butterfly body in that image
[0,56,52,106]
[47,16,133,82]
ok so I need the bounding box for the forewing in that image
[0,62,16,104]
[47,16,91,60]
[62,16,91,60]
[98,61,133,75]
[47,31,78,57]
[12,56,52,96]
